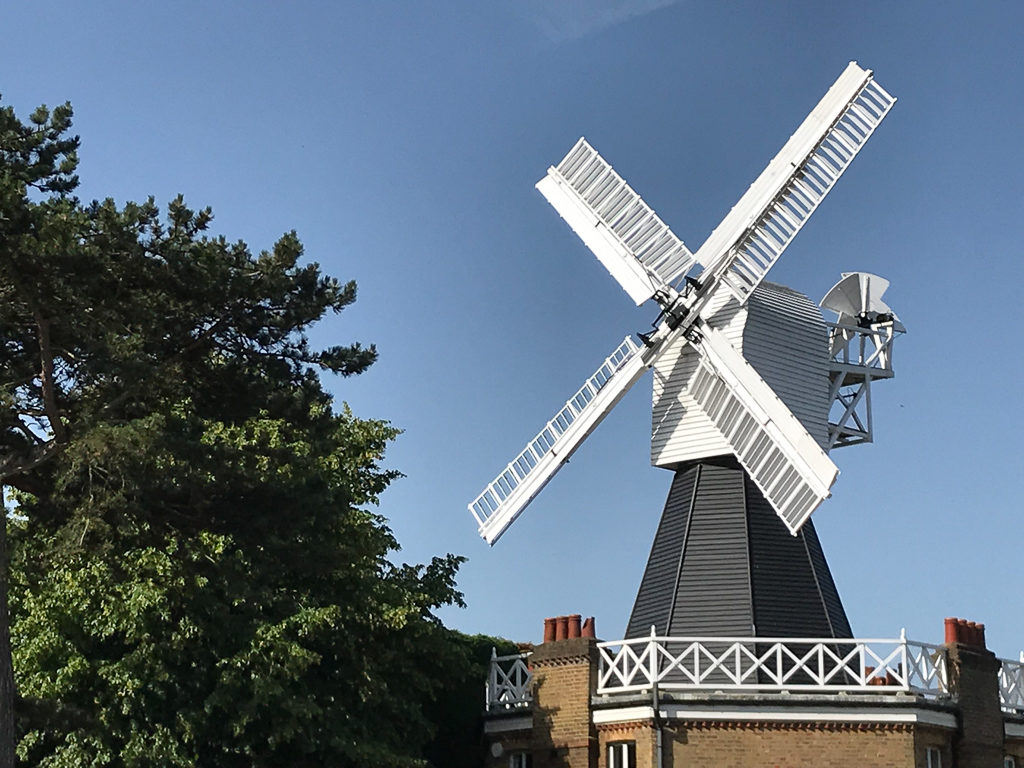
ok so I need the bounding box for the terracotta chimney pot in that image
[944,617,958,645]
[568,614,582,639]
[957,618,971,645]
[555,615,569,641]
[966,621,981,647]
[543,617,556,644]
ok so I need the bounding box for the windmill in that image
[469,62,903,639]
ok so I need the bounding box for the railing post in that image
[649,626,658,688]
[940,644,949,693]
[487,647,497,711]
[899,628,909,689]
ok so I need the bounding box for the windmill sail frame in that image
[536,138,696,305]
[469,62,895,544]
[695,63,896,303]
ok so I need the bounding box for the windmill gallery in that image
[468,63,1024,768]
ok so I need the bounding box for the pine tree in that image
[1,97,463,766]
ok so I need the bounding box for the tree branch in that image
[33,309,68,444]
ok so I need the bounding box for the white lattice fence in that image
[485,635,951,708]
[487,650,532,711]
[597,633,948,696]
[999,656,1024,712]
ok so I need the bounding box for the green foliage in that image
[422,632,519,768]
[1,96,467,766]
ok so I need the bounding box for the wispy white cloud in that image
[528,0,681,43]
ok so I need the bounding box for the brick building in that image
[483,617,1024,768]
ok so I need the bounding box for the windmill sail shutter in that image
[537,138,696,304]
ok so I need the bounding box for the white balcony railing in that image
[484,633,952,710]
[999,654,1024,712]
[485,635,1024,713]
[486,650,531,711]
[597,633,948,697]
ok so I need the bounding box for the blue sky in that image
[2,1,1023,655]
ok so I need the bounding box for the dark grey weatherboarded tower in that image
[625,458,851,639]
[627,280,854,639]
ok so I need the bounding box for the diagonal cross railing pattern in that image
[483,634,955,710]
[999,655,1024,712]
[595,633,948,697]
[486,650,532,711]
[484,635,1024,713]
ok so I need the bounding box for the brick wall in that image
[948,642,1005,768]
[484,726,532,768]
[663,721,917,768]
[529,636,599,768]
[597,720,656,768]
[913,724,954,768]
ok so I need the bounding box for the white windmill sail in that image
[694,62,896,303]
[469,63,894,544]
[645,62,893,527]
[536,138,696,305]
[470,336,649,545]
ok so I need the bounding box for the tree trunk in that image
[0,502,15,768]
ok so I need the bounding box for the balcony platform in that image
[486,632,1024,714]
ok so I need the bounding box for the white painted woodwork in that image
[651,291,743,463]
[821,272,896,321]
[537,138,695,305]
[1001,657,1024,713]
[819,272,904,449]
[686,322,837,532]
[596,633,948,697]
[485,633,955,708]
[652,283,831,474]
[469,64,895,543]
[470,337,649,545]
[694,62,896,303]
[486,651,532,711]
